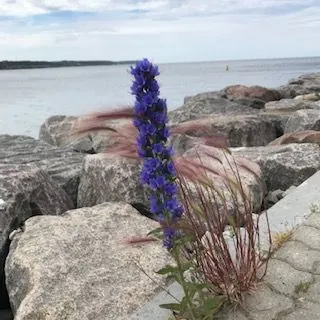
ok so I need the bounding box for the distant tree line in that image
[0,60,137,70]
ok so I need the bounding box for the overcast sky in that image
[0,0,319,63]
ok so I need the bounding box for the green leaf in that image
[147,227,163,240]
[159,303,182,312]
[185,282,212,291]
[202,296,226,315]
[179,296,189,311]
[155,265,179,275]
[173,235,194,248]
[180,261,193,273]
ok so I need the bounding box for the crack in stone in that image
[290,238,320,253]
[302,297,320,305]
[274,306,296,320]
[264,282,295,299]
[285,239,320,252]
[272,257,318,275]
[302,224,320,231]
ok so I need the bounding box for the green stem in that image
[172,247,197,320]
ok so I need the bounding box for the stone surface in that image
[39,115,130,154]
[182,144,266,213]
[278,73,320,98]
[168,92,260,124]
[265,189,284,207]
[39,115,93,153]
[294,93,320,101]
[171,115,279,147]
[258,112,290,136]
[77,144,265,216]
[283,185,297,197]
[301,276,320,302]
[169,134,202,156]
[130,282,183,320]
[269,130,320,146]
[264,259,313,295]
[224,84,281,102]
[257,172,320,250]
[242,285,294,320]
[5,202,171,320]
[265,98,320,112]
[285,109,320,133]
[274,241,320,273]
[0,135,85,205]
[0,164,73,313]
[218,309,249,320]
[292,225,320,250]
[284,301,320,320]
[231,143,320,191]
[77,154,147,208]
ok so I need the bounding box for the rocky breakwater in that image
[168,73,320,207]
[1,72,320,320]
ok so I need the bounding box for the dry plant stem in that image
[174,149,272,304]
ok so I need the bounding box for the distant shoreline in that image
[0,60,137,70]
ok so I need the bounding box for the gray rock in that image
[77,154,147,208]
[223,84,281,102]
[39,115,76,145]
[171,115,279,147]
[182,145,266,213]
[268,130,320,146]
[278,73,320,98]
[294,93,320,101]
[231,143,320,191]
[39,115,133,154]
[265,98,320,112]
[265,189,284,207]
[0,135,85,205]
[283,185,297,197]
[285,109,320,133]
[39,115,95,153]
[0,164,74,309]
[169,134,202,156]
[77,144,266,221]
[169,93,260,124]
[258,112,291,136]
[5,202,172,320]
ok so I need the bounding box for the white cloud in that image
[0,0,318,17]
[0,0,319,62]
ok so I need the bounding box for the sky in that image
[0,0,319,63]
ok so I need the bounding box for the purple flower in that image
[131,58,183,249]
[163,182,177,194]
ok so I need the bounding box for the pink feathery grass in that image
[174,149,271,303]
[74,106,272,303]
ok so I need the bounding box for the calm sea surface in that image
[1,56,320,137]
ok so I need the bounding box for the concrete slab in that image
[273,241,320,273]
[242,285,294,320]
[130,282,183,320]
[284,301,320,320]
[292,225,320,249]
[258,170,320,250]
[263,259,313,296]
